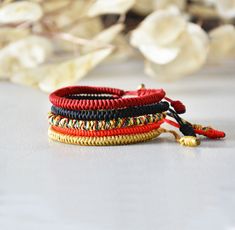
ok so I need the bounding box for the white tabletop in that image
[0,60,235,230]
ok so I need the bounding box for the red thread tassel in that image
[195,128,225,139]
[164,118,225,139]
[164,97,186,114]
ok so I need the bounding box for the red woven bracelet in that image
[49,86,166,110]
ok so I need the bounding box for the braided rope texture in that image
[48,85,225,147]
[48,126,164,146]
[51,121,163,137]
[49,86,166,110]
[48,86,168,146]
[51,101,169,120]
[48,112,165,131]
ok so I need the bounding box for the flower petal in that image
[132,0,154,15]
[145,23,209,80]
[0,27,29,49]
[154,0,186,11]
[0,1,43,24]
[0,36,52,78]
[130,7,186,47]
[216,0,235,19]
[138,45,180,64]
[87,0,135,17]
[93,24,124,44]
[38,47,114,92]
[209,24,235,60]
[82,23,124,53]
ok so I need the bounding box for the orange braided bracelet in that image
[51,121,164,137]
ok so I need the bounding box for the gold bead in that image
[179,136,200,147]
[138,83,145,90]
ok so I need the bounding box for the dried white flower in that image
[131,7,209,80]
[53,23,123,54]
[38,47,113,92]
[87,0,135,16]
[132,0,186,15]
[193,0,235,19]
[132,0,155,15]
[108,34,135,61]
[47,1,89,29]
[215,0,235,19]
[52,17,104,52]
[131,8,186,64]
[82,23,124,52]
[93,24,124,44]
[0,0,233,88]
[209,24,235,61]
[154,0,186,11]
[40,0,73,14]
[0,27,29,49]
[0,1,43,24]
[0,36,52,79]
[11,47,113,92]
[68,18,104,39]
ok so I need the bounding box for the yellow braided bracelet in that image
[49,126,166,146]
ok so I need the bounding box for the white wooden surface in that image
[0,60,235,230]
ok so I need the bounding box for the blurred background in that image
[0,0,234,92]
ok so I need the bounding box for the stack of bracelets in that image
[48,84,225,147]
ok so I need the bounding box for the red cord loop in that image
[50,86,166,110]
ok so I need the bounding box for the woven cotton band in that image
[48,112,165,130]
[48,85,225,147]
[51,101,169,120]
[48,126,164,146]
[49,86,166,110]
